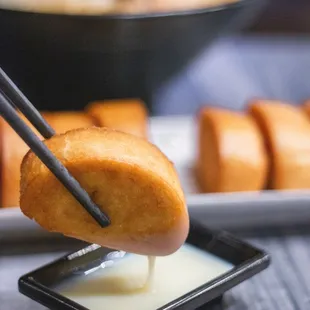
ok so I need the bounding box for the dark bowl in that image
[0,1,263,112]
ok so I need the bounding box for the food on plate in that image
[302,100,310,119]
[0,113,42,208]
[20,127,189,256]
[0,0,239,15]
[0,111,95,208]
[86,99,148,139]
[196,107,268,193]
[249,100,310,190]
[43,111,95,134]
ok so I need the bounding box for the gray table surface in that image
[2,34,310,310]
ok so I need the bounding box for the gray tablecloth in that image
[229,233,310,310]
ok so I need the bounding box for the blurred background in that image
[1,0,310,115]
[154,0,310,115]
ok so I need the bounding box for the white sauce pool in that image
[57,244,234,310]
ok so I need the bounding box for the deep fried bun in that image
[20,127,189,256]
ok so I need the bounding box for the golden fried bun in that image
[249,100,310,190]
[303,100,310,118]
[20,127,189,256]
[0,114,42,208]
[43,111,95,134]
[86,99,148,139]
[196,107,268,193]
[0,111,95,208]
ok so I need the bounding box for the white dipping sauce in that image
[145,256,156,289]
[58,244,234,310]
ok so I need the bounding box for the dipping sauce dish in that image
[19,220,270,310]
[56,244,234,310]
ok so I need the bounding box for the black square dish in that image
[19,220,270,310]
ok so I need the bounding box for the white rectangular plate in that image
[1,116,310,242]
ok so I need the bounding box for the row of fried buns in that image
[14,98,310,256]
[197,100,310,193]
[0,99,148,208]
[2,98,310,209]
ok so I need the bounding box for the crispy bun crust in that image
[86,99,148,139]
[0,114,43,208]
[43,111,95,133]
[0,111,95,208]
[20,127,189,256]
[197,107,268,193]
[249,100,310,190]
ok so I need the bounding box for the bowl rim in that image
[0,0,259,20]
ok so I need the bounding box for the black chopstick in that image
[0,67,55,139]
[0,74,110,228]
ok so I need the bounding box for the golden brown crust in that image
[303,100,310,118]
[86,99,148,139]
[197,107,268,193]
[20,127,189,256]
[249,100,310,190]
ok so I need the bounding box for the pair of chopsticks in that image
[0,67,110,228]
